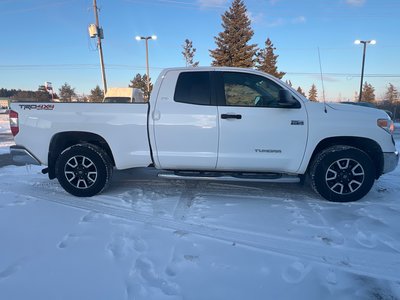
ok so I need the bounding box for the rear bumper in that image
[10,145,41,165]
[382,151,399,174]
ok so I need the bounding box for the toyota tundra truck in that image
[9,67,398,202]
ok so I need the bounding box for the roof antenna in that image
[318,47,327,113]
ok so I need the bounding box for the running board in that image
[158,171,300,183]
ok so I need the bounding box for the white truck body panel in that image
[298,101,395,173]
[13,103,151,169]
[217,105,308,173]
[150,69,219,170]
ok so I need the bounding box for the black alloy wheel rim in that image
[64,155,98,189]
[325,158,365,195]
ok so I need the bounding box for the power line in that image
[0,64,400,78]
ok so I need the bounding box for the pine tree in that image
[297,86,306,97]
[285,80,293,87]
[12,90,37,101]
[89,85,104,102]
[59,83,76,102]
[209,0,257,67]
[0,88,19,97]
[36,85,52,101]
[182,39,199,67]
[384,83,398,103]
[129,73,152,100]
[308,84,318,101]
[256,38,285,79]
[361,82,375,103]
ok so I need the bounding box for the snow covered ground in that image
[0,114,400,299]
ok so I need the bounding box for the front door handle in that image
[221,114,242,120]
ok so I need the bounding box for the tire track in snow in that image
[15,189,400,282]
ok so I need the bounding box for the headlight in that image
[377,118,395,134]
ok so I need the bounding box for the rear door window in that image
[174,72,211,105]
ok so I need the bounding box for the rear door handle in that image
[221,114,242,120]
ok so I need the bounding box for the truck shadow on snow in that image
[108,167,319,202]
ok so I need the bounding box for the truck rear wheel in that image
[55,144,113,197]
[310,145,375,202]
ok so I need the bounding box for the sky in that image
[0,0,399,101]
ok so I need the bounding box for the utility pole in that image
[93,0,107,94]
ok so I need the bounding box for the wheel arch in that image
[307,136,383,179]
[48,131,115,179]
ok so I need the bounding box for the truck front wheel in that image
[55,144,113,197]
[310,146,375,202]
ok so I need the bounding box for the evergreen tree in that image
[182,39,199,67]
[36,85,52,101]
[285,80,293,87]
[384,83,398,103]
[361,82,375,103]
[297,86,306,97]
[209,0,257,67]
[59,83,76,102]
[129,73,152,100]
[89,85,104,102]
[308,84,318,101]
[0,88,19,98]
[256,38,285,79]
[12,90,37,101]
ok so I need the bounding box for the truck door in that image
[216,71,308,173]
[151,70,219,170]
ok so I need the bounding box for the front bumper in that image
[10,145,41,165]
[383,151,399,174]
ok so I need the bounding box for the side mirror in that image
[278,89,299,108]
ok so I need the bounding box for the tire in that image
[309,145,375,202]
[55,143,113,197]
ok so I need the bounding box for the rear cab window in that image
[174,72,211,105]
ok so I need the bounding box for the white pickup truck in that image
[9,67,398,202]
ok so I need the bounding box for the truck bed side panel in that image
[11,103,152,169]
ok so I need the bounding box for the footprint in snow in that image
[80,211,100,223]
[57,234,83,249]
[133,257,180,296]
[282,261,311,284]
[326,270,337,285]
[316,228,344,246]
[355,231,378,248]
[0,260,24,281]
[107,233,148,260]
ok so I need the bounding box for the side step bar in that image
[158,171,300,183]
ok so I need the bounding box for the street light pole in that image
[135,35,157,97]
[354,39,376,102]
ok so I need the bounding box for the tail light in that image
[9,110,19,136]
